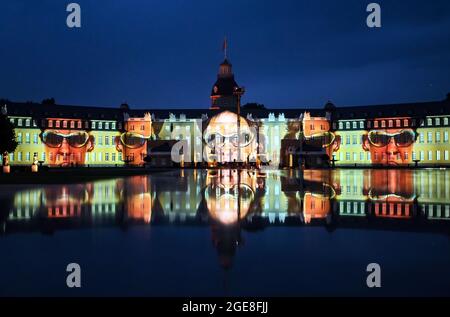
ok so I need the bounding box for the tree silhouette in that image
[0,111,18,166]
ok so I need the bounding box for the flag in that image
[222,37,228,58]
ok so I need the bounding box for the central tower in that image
[210,39,244,110]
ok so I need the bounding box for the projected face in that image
[304,131,341,159]
[41,129,94,166]
[366,169,415,203]
[115,132,150,165]
[204,111,256,163]
[205,169,256,225]
[362,127,416,165]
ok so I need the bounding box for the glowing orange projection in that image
[123,176,152,223]
[41,120,94,167]
[204,111,256,163]
[362,118,416,165]
[366,169,415,218]
[115,113,152,165]
[205,169,256,224]
[302,112,341,159]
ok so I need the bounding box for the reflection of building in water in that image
[3,169,450,235]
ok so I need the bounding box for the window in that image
[105,122,110,130]
[18,119,23,126]
[77,121,82,129]
[112,153,116,162]
[352,135,357,144]
[98,136,103,145]
[367,121,371,128]
[352,122,357,129]
[17,133,22,144]
[444,118,449,125]
[420,151,424,161]
[374,121,379,128]
[419,133,424,143]
[338,122,343,129]
[428,151,433,161]
[436,132,441,143]
[310,124,314,131]
[445,131,449,142]
[98,122,103,129]
[427,132,433,143]
[25,119,30,127]
[33,134,38,144]
[105,136,109,145]
[353,152,357,161]
[346,152,350,161]
[25,133,30,144]
[9,118,14,125]
[396,120,400,127]
[112,122,116,130]
[70,121,75,128]
[345,122,350,129]
[141,124,145,131]
[98,153,102,161]
[63,121,68,128]
[437,151,441,161]
[105,153,109,161]
[359,121,364,129]
[26,152,30,161]
[381,121,386,128]
[18,152,22,161]
[9,153,14,162]
[48,120,53,128]
[360,152,364,161]
[404,152,408,160]
[92,121,96,129]
[388,120,393,127]
[56,120,60,128]
[445,151,449,161]
[41,152,46,161]
[436,118,441,126]
[346,135,350,145]
[427,118,432,126]
[412,151,416,160]
[403,119,408,127]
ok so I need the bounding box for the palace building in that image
[1,55,450,168]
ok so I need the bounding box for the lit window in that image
[98,122,103,129]
[419,133,424,143]
[92,121,96,129]
[437,151,441,161]
[403,119,408,127]
[381,121,386,128]
[427,132,432,143]
[445,131,449,142]
[436,118,441,126]
[388,120,393,127]
[18,119,23,126]
[428,151,432,161]
[338,122,343,129]
[48,120,53,128]
[63,121,68,128]
[26,152,30,161]
[56,121,60,128]
[396,120,400,127]
[345,122,350,129]
[427,118,432,126]
[25,119,30,127]
[436,132,441,143]
[33,134,38,144]
[359,121,364,129]
[374,121,379,128]
[17,133,22,144]
[105,122,110,130]
[112,122,116,130]
[352,122,357,129]
[444,118,449,125]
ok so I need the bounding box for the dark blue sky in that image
[1,0,449,109]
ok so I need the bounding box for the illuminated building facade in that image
[1,57,450,168]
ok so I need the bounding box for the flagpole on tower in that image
[223,37,228,59]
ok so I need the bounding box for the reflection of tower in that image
[210,40,243,110]
[211,221,243,270]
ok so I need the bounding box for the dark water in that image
[1,169,450,296]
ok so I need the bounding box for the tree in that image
[42,98,56,105]
[0,110,18,166]
[242,102,266,110]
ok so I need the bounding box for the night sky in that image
[1,0,449,109]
